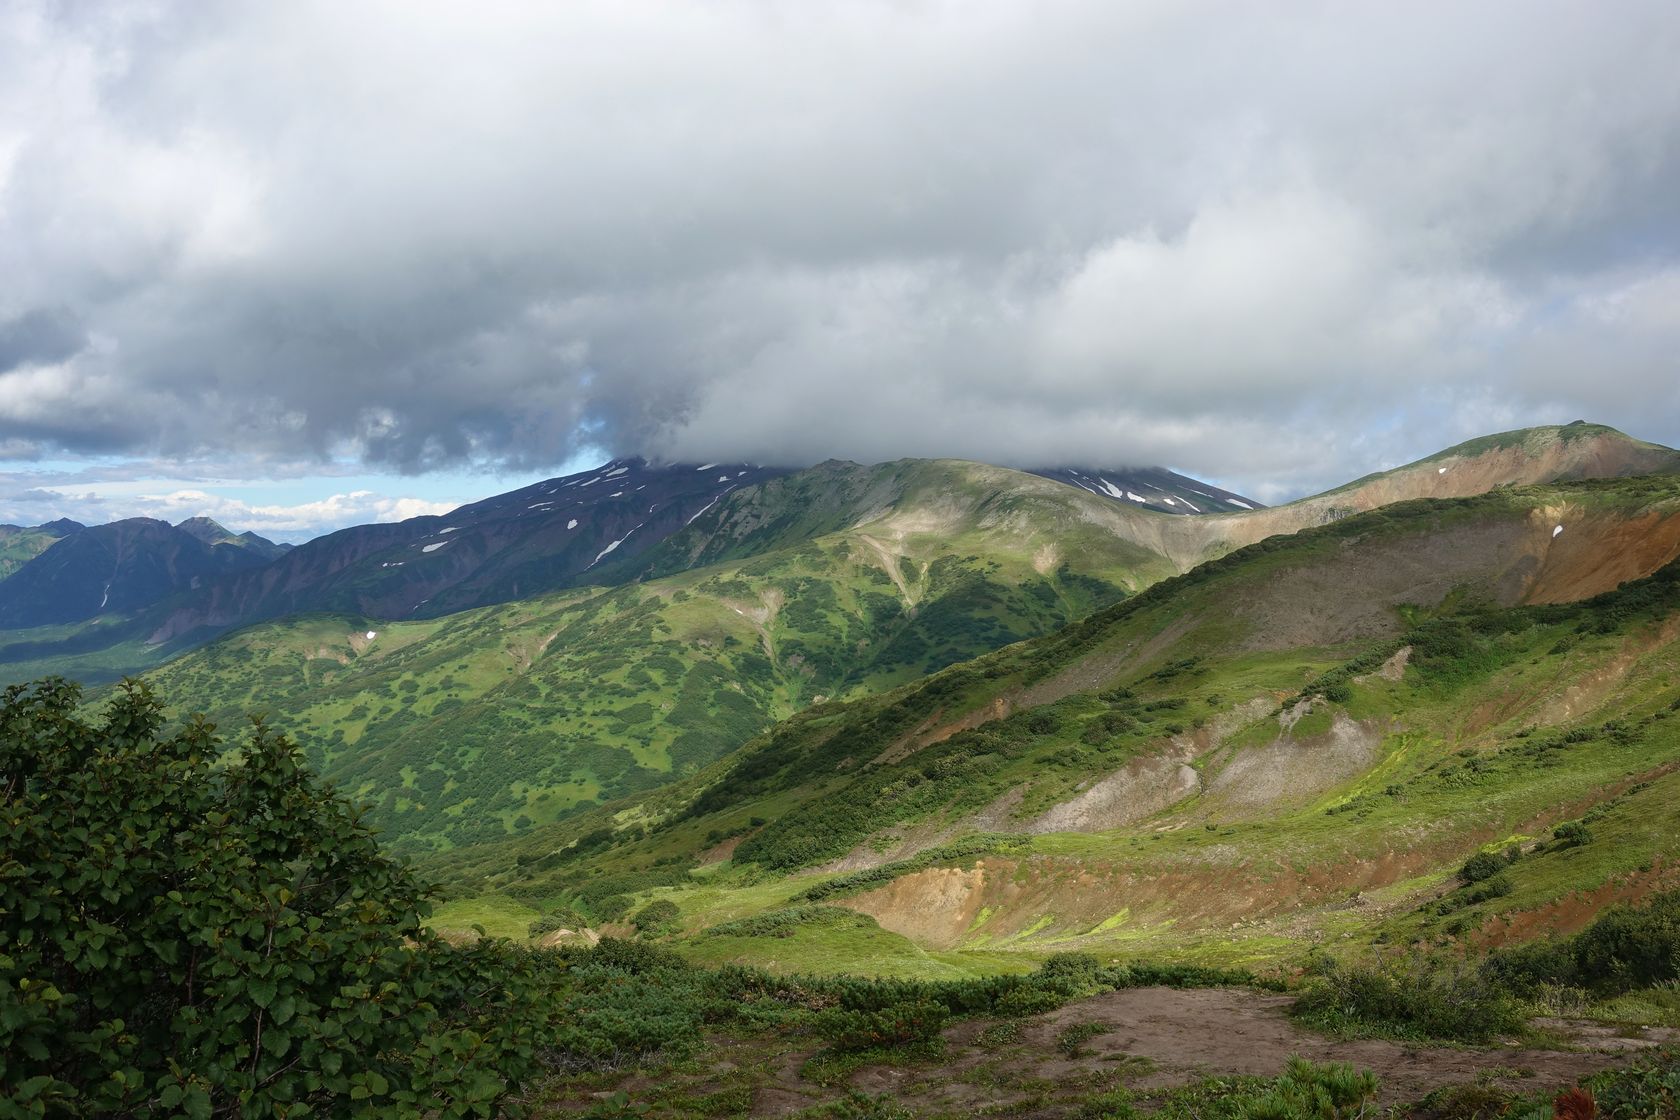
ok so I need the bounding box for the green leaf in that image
[248,977,277,1009]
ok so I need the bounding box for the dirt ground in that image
[541,985,1673,1118]
[812,987,1666,1116]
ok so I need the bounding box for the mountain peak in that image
[175,516,235,544]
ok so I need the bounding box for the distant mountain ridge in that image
[0,455,1255,653]
[1,424,1674,685]
[0,518,284,628]
[1025,466,1261,513]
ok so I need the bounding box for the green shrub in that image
[1583,1046,1680,1120]
[631,899,681,938]
[814,1000,948,1053]
[1460,851,1507,883]
[1293,955,1523,1042]
[1552,821,1594,848]
[528,906,588,938]
[1485,890,1680,996]
[0,678,565,1117]
[699,905,873,940]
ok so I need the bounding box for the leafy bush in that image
[1485,890,1680,996]
[1583,1046,1680,1120]
[0,678,565,1118]
[1293,954,1524,1042]
[528,905,588,938]
[1552,821,1594,848]
[1460,851,1507,883]
[814,1000,948,1053]
[631,899,681,938]
[699,905,875,940]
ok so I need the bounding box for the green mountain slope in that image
[423,473,1680,976]
[0,522,79,580]
[140,460,1178,851]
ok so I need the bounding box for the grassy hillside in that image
[0,525,61,581]
[140,460,1176,852]
[421,474,1680,984]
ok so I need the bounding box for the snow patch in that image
[1097,479,1126,499]
[1161,497,1177,506]
[437,526,458,534]
[696,463,717,471]
[1179,497,1200,513]
[1553,524,1564,537]
[685,489,731,525]
[718,475,731,482]
[365,630,377,640]
[609,491,624,497]
[1437,467,1448,474]
[567,519,578,529]
[588,521,646,568]
[421,541,450,553]
[1226,499,1254,510]
[1126,492,1146,503]
[603,466,629,478]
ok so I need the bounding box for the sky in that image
[2,1,1678,542]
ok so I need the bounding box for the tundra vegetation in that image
[10,434,1680,1115]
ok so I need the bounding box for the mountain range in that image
[10,419,1680,975]
[408,425,1680,982]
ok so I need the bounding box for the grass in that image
[426,894,543,940]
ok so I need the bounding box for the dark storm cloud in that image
[2,0,1678,501]
[0,307,87,373]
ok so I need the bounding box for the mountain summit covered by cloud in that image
[2,0,1678,533]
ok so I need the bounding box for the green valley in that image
[423,471,1680,992]
[139,459,1172,851]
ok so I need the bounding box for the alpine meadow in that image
[6,4,1680,1119]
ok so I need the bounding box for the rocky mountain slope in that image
[421,467,1680,978]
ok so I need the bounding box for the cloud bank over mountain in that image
[2,0,1678,510]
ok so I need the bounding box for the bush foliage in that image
[0,678,565,1118]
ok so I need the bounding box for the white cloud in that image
[0,0,1676,500]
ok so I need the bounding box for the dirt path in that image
[777,987,1669,1116]
[1029,988,1643,1104]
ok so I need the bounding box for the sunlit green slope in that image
[424,475,1680,977]
[142,459,1177,851]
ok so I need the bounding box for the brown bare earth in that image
[893,987,1663,1114]
[533,985,1667,1118]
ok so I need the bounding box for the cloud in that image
[0,307,86,373]
[0,481,458,543]
[2,0,1678,503]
